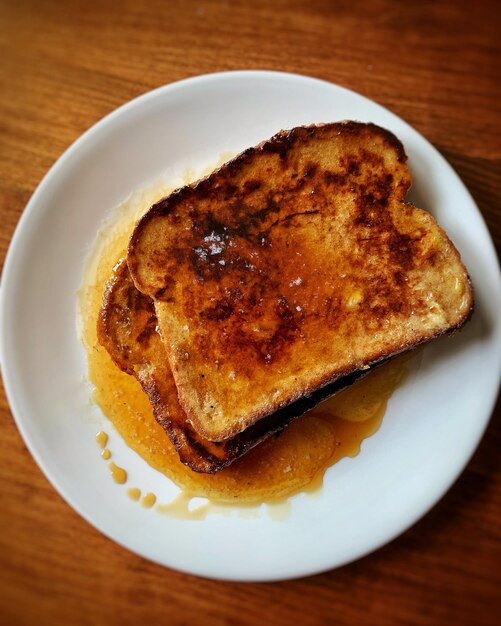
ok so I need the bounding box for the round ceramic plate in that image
[1,71,500,582]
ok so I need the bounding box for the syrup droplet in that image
[108,462,127,484]
[96,431,108,449]
[127,488,141,501]
[140,493,157,509]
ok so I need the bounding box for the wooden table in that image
[1,1,500,624]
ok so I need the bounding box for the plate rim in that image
[1,69,500,582]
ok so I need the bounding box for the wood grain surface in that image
[1,1,500,624]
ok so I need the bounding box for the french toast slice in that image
[128,121,473,442]
[97,260,366,473]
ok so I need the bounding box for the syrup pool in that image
[78,164,411,507]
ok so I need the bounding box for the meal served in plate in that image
[83,121,473,501]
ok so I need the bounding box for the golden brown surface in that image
[98,259,369,473]
[0,1,500,625]
[86,214,406,502]
[129,122,472,441]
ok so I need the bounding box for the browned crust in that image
[181,311,473,444]
[126,120,474,443]
[128,121,407,292]
[188,216,474,441]
[140,359,369,473]
[96,259,472,472]
[97,261,373,473]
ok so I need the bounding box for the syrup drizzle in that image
[81,167,412,518]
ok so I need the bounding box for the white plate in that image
[1,71,500,582]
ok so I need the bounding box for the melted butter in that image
[79,167,413,511]
[101,448,111,460]
[108,462,127,484]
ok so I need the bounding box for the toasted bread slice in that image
[128,121,473,442]
[97,260,366,473]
